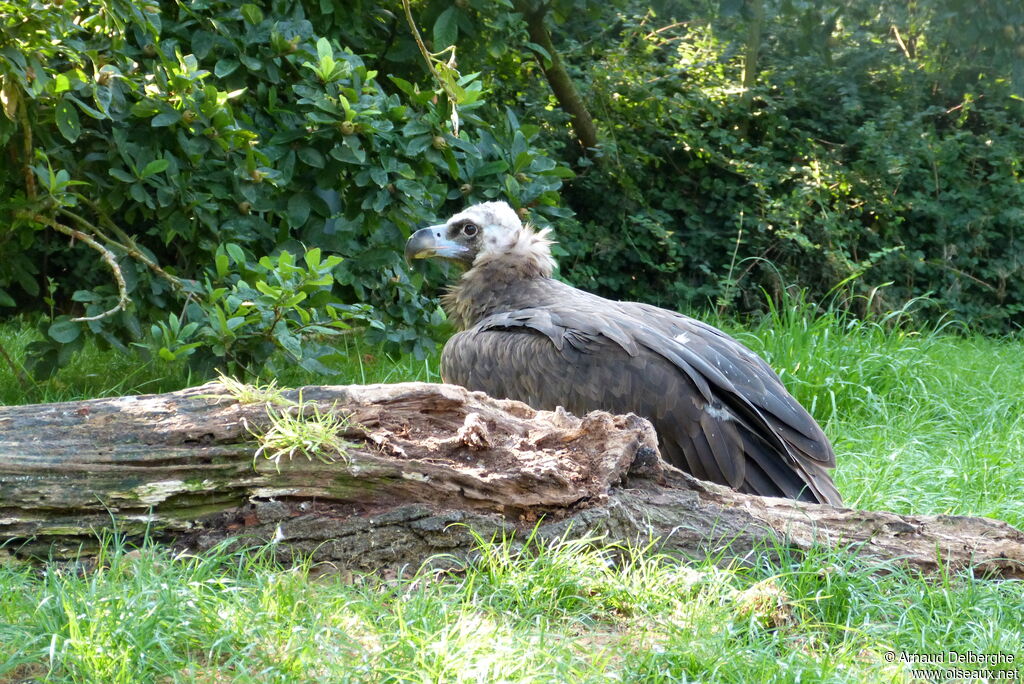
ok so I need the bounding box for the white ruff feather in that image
[473,222,556,277]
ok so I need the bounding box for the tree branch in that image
[514,0,599,152]
[14,88,37,200]
[61,200,187,293]
[738,0,765,138]
[25,213,130,322]
[400,0,462,135]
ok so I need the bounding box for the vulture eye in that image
[461,222,478,237]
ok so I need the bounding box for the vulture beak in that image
[405,225,469,262]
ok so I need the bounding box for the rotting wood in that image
[1,381,1022,578]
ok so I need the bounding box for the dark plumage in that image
[405,201,842,505]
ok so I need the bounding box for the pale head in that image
[405,201,555,276]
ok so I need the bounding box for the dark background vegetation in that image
[2,0,1022,379]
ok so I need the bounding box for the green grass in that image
[729,296,1024,527]
[0,318,196,405]
[1,533,1020,682]
[2,305,1023,682]
[0,317,439,406]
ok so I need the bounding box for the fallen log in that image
[1,381,1022,578]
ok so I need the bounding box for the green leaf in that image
[433,6,459,49]
[406,135,433,156]
[65,95,106,120]
[316,37,333,64]
[240,3,264,25]
[254,280,276,296]
[504,174,521,199]
[226,243,246,265]
[56,99,81,142]
[215,252,229,278]
[475,160,509,177]
[276,327,302,359]
[192,31,215,60]
[49,318,81,344]
[524,42,551,62]
[108,168,136,183]
[226,316,247,331]
[130,183,148,203]
[94,82,113,115]
[369,167,388,187]
[389,76,415,97]
[140,159,169,179]
[131,101,160,118]
[297,147,325,168]
[0,288,15,307]
[287,194,311,228]
[240,54,262,71]
[282,292,307,307]
[551,165,576,179]
[402,120,431,137]
[269,128,308,146]
[152,110,181,127]
[214,59,240,78]
[71,290,102,303]
[513,150,533,174]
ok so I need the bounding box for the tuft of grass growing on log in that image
[251,393,358,470]
[214,372,292,406]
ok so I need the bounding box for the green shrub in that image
[532,4,1024,329]
[0,0,572,376]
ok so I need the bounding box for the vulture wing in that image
[441,280,841,505]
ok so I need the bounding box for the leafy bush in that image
[516,3,1024,329]
[0,0,571,376]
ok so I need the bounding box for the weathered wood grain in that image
[1,381,1022,578]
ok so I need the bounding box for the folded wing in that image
[441,283,841,505]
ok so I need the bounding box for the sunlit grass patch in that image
[717,293,1024,526]
[0,317,195,406]
[0,317,441,408]
[2,526,1023,682]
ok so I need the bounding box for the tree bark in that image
[515,1,600,152]
[1,381,1022,578]
[738,0,765,138]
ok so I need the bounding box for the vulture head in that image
[405,201,555,277]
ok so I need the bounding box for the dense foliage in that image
[0,0,571,375]
[545,2,1024,327]
[2,0,1022,377]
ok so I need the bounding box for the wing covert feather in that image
[441,291,841,505]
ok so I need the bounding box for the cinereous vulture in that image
[405,201,842,505]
